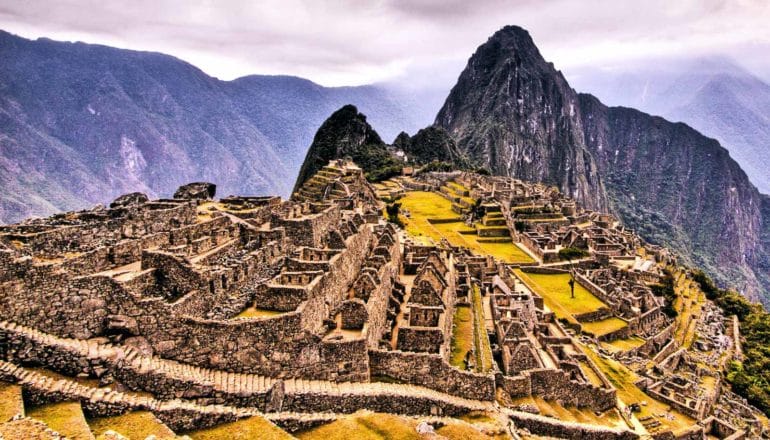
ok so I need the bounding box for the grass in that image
[581,343,694,434]
[187,415,291,440]
[296,411,419,440]
[471,285,494,373]
[26,401,95,440]
[450,305,474,369]
[0,383,23,422]
[88,411,176,439]
[581,317,628,337]
[514,270,605,322]
[604,336,647,352]
[398,191,533,263]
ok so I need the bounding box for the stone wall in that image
[369,349,496,401]
[509,411,638,440]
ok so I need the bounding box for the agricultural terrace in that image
[397,191,534,263]
[296,411,507,440]
[581,344,695,436]
[513,269,605,323]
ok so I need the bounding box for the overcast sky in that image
[1,0,769,87]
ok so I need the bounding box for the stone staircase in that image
[293,166,345,202]
[0,320,495,417]
[0,360,259,432]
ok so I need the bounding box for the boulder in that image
[110,192,148,208]
[173,182,216,200]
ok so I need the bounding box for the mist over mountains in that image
[567,56,770,195]
[0,30,439,224]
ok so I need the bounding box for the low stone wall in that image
[509,411,638,440]
[500,368,616,412]
[369,350,496,401]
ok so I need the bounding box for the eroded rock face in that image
[173,182,216,200]
[435,24,770,303]
[436,25,608,213]
[110,192,149,209]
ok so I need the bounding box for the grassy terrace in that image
[513,269,605,324]
[297,411,507,440]
[188,415,291,440]
[450,305,473,369]
[89,411,176,440]
[581,317,628,337]
[26,401,94,440]
[472,285,495,373]
[398,191,534,263]
[672,270,705,349]
[0,383,22,422]
[581,344,694,435]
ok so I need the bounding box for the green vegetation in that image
[558,247,588,261]
[188,415,291,440]
[418,160,455,173]
[385,202,404,228]
[514,270,606,322]
[691,270,770,416]
[398,191,533,263]
[89,411,176,440]
[450,305,473,369]
[297,412,420,440]
[581,317,628,337]
[26,401,94,440]
[650,270,678,318]
[471,285,494,373]
[0,383,22,422]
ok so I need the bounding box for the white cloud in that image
[0,0,768,86]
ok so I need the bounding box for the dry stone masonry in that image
[0,160,766,439]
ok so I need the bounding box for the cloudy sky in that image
[1,0,769,88]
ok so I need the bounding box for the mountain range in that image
[433,26,770,304]
[568,57,770,195]
[2,27,770,305]
[0,30,437,224]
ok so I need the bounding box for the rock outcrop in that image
[436,25,608,212]
[293,105,401,191]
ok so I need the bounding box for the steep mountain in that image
[436,25,769,304]
[392,126,468,166]
[435,26,608,212]
[293,105,400,191]
[568,58,770,194]
[0,30,433,224]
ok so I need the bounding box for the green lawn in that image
[27,401,94,440]
[581,317,628,337]
[188,415,291,440]
[398,191,533,263]
[450,305,473,369]
[514,270,606,321]
[471,285,494,373]
[89,411,176,440]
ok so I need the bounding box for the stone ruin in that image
[0,160,765,439]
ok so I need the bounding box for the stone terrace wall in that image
[500,368,616,412]
[509,411,638,440]
[369,349,496,401]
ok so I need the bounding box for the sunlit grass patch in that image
[296,411,419,440]
[26,401,94,440]
[450,305,473,369]
[514,271,606,319]
[88,410,176,440]
[581,317,628,337]
[187,415,291,440]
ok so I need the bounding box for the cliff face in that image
[435,26,608,212]
[436,25,769,303]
